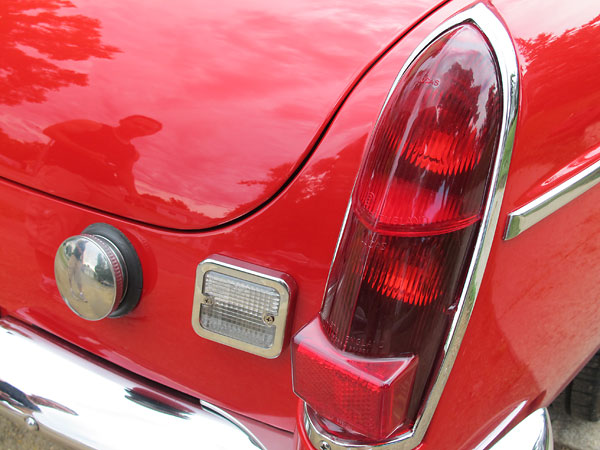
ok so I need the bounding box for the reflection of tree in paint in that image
[95,252,113,286]
[0,379,77,415]
[0,0,120,106]
[516,15,600,149]
[517,14,600,80]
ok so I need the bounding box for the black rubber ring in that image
[83,223,143,318]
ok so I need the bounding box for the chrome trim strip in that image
[504,158,600,240]
[487,409,553,450]
[303,3,519,450]
[473,402,526,450]
[0,318,265,450]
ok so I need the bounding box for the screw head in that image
[24,416,39,431]
[319,441,331,450]
[263,314,275,325]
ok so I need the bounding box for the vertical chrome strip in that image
[303,3,519,450]
[504,157,600,240]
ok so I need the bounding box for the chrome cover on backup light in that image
[303,3,519,450]
[192,256,293,358]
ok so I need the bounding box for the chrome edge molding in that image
[473,401,526,450]
[304,3,519,450]
[504,158,600,239]
[488,409,553,450]
[0,318,266,450]
[192,256,291,359]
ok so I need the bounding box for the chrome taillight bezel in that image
[302,3,519,449]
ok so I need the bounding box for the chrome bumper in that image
[488,408,553,450]
[0,318,274,450]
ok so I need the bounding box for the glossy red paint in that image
[0,0,443,230]
[0,0,599,449]
[0,6,432,430]
[295,0,600,448]
[422,1,600,448]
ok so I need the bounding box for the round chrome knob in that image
[55,234,128,320]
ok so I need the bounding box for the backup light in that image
[192,256,294,358]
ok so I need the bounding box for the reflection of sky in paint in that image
[496,0,600,212]
[500,0,597,39]
[0,0,437,227]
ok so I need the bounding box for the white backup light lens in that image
[192,257,293,358]
[201,271,280,349]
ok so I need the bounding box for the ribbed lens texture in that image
[201,271,280,348]
[322,214,476,357]
[318,24,502,430]
[354,24,501,236]
[292,319,418,441]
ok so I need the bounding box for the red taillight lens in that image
[293,23,502,441]
[354,23,501,239]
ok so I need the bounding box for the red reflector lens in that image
[292,319,418,441]
[293,23,502,441]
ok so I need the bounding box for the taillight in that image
[292,6,518,445]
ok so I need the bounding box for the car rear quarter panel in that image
[0,16,415,432]
[291,0,600,448]
[422,1,600,449]
[0,0,445,434]
[1,0,600,449]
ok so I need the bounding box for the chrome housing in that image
[488,409,553,450]
[192,256,293,359]
[55,234,127,321]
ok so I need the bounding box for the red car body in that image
[0,0,599,449]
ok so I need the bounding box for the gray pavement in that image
[1,403,598,449]
[0,415,67,450]
[550,400,600,450]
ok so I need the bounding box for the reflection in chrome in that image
[124,388,193,420]
[303,3,519,450]
[0,318,265,450]
[504,157,600,239]
[473,401,526,450]
[55,234,127,320]
[488,409,553,450]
